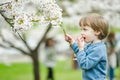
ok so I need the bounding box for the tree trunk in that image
[31,51,40,80]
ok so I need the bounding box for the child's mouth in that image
[83,37,85,40]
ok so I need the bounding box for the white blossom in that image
[0,2,13,18]
[31,0,62,27]
[13,13,33,32]
[0,0,63,32]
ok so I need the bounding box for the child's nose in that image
[80,31,84,35]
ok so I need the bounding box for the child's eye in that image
[83,28,87,31]
[80,27,87,31]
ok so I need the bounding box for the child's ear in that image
[95,31,100,36]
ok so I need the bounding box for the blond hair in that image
[79,13,109,40]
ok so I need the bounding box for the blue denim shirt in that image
[71,41,108,80]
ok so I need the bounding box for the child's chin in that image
[84,40,87,43]
[85,40,89,43]
[83,39,86,42]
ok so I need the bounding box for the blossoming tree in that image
[0,0,63,80]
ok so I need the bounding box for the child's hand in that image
[65,34,75,45]
[76,36,85,50]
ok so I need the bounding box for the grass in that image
[0,60,120,80]
[0,63,33,80]
[115,66,120,80]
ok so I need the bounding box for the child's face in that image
[80,26,100,43]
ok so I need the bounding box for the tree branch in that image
[35,23,52,51]
[0,12,32,52]
[0,31,30,55]
[0,40,30,56]
[16,32,32,51]
[0,2,11,6]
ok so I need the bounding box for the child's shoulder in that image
[87,42,105,49]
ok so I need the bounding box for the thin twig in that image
[0,12,13,28]
[0,2,11,6]
[16,32,25,42]
[60,22,66,35]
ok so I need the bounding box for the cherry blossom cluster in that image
[38,0,62,27]
[0,0,62,32]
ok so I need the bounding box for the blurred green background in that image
[0,60,120,80]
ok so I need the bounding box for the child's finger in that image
[77,36,82,41]
[65,34,71,42]
[65,34,72,40]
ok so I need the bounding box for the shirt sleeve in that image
[71,42,103,70]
